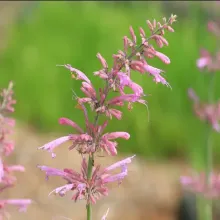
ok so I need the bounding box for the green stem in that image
[198,73,215,220]
[86,154,94,220]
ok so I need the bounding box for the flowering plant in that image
[38,14,177,220]
[181,20,220,220]
[0,82,31,219]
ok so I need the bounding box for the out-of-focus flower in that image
[101,208,110,220]
[207,21,220,37]
[196,49,212,70]
[188,88,220,132]
[38,155,135,204]
[0,82,31,218]
[180,172,220,199]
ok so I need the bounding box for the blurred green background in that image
[1,1,220,163]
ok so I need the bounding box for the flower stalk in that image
[38,14,177,220]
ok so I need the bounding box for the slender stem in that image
[86,154,93,220]
[204,73,215,220]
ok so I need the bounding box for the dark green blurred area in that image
[1,1,220,161]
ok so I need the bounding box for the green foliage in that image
[1,2,220,160]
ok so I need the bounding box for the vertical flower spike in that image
[39,14,177,220]
[0,82,31,218]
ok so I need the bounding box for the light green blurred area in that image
[1,1,220,161]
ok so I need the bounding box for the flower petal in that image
[38,136,70,158]
[59,118,83,133]
[104,155,135,172]
[57,64,91,84]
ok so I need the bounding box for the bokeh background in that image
[1,1,220,220]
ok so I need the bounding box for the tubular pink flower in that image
[97,53,108,69]
[154,51,171,64]
[7,165,25,172]
[38,136,71,158]
[94,70,108,79]
[59,118,84,133]
[108,94,141,106]
[0,199,32,212]
[117,72,144,96]
[102,132,130,140]
[106,109,123,120]
[129,26,136,44]
[100,132,130,156]
[58,64,91,84]
[81,82,97,99]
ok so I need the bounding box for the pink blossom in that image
[81,82,97,100]
[105,109,123,120]
[97,53,108,69]
[38,155,135,204]
[59,117,84,133]
[188,89,220,132]
[94,70,108,79]
[0,199,32,212]
[38,136,71,158]
[57,64,91,84]
[154,51,170,64]
[196,49,212,69]
[117,72,144,96]
[207,21,220,37]
[108,94,141,106]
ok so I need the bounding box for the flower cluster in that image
[0,82,31,218]
[181,172,220,199]
[38,14,177,219]
[188,88,220,132]
[182,19,220,204]
[38,155,135,204]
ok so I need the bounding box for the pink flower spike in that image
[38,136,70,158]
[57,64,91,84]
[59,118,84,133]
